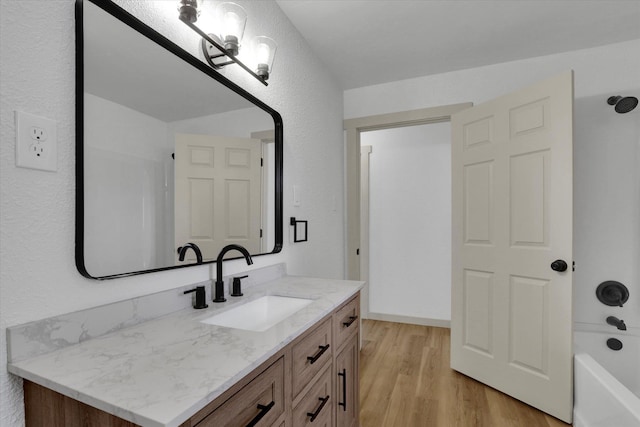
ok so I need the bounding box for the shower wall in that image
[84,93,173,276]
[574,91,640,330]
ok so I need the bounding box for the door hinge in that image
[261,158,263,167]
[260,229,263,238]
[572,261,575,272]
[356,248,360,255]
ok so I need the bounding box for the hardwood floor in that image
[359,320,572,427]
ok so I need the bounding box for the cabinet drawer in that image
[292,364,333,427]
[333,294,360,350]
[197,357,285,427]
[292,318,332,397]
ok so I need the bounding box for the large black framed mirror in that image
[76,0,283,280]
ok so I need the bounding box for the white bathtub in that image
[574,327,640,427]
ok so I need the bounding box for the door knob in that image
[550,259,568,272]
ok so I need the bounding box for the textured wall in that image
[0,1,344,425]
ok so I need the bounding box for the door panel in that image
[510,150,549,246]
[463,161,494,245]
[462,269,493,356]
[509,274,549,376]
[451,71,574,422]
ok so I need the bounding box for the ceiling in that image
[276,0,640,90]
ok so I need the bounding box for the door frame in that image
[359,145,372,318]
[252,129,275,253]
[344,103,472,317]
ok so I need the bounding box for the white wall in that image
[361,123,451,321]
[346,39,640,331]
[0,1,344,425]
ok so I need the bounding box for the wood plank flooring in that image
[359,320,572,427]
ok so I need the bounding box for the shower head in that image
[607,95,638,114]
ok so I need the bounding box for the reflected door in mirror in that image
[175,133,262,262]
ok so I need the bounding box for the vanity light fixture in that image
[177,0,276,86]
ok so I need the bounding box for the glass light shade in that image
[216,2,247,56]
[251,36,277,80]
[177,0,204,23]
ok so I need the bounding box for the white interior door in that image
[450,71,574,422]
[174,133,262,262]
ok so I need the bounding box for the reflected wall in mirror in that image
[76,0,283,279]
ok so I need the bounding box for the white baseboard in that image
[365,312,451,329]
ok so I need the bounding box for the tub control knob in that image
[550,259,568,272]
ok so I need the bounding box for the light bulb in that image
[256,43,271,65]
[216,3,247,56]
[252,36,277,81]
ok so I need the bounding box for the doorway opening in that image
[344,102,472,319]
[360,122,452,326]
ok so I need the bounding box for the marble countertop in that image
[7,275,363,427]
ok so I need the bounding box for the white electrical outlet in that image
[30,126,47,141]
[15,111,57,172]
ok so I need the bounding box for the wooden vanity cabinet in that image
[23,292,361,427]
[23,380,138,427]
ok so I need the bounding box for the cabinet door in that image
[335,333,359,427]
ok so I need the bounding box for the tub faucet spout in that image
[606,316,627,331]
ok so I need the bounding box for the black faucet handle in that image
[184,286,209,309]
[231,275,249,297]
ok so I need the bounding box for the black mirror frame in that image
[75,0,283,280]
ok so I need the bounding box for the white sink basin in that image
[200,295,313,331]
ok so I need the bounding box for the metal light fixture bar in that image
[179,17,268,86]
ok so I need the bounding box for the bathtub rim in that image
[574,351,640,421]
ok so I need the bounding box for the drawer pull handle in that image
[342,315,358,328]
[307,344,330,364]
[246,401,275,427]
[338,368,347,410]
[306,395,330,422]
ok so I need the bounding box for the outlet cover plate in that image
[15,111,57,172]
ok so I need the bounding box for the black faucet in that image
[606,316,627,331]
[213,244,253,303]
[177,243,203,264]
